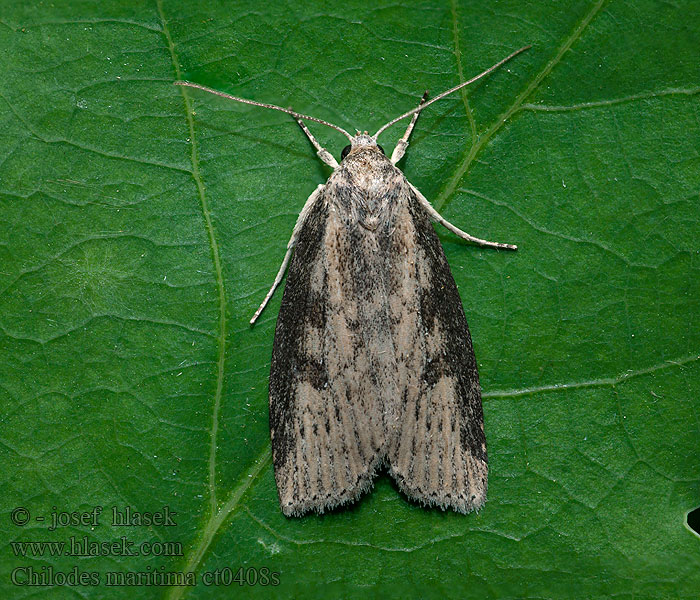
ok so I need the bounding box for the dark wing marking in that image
[386,184,487,513]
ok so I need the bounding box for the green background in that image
[1,0,698,598]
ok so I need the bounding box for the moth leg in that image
[250,184,325,324]
[296,118,339,169]
[411,183,518,250]
[391,91,429,164]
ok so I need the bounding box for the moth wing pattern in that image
[385,183,487,513]
[269,183,388,517]
[269,150,487,516]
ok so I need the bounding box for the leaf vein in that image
[458,187,660,268]
[521,87,700,113]
[156,0,227,516]
[434,0,608,211]
[449,0,477,141]
[483,354,700,399]
[165,449,271,600]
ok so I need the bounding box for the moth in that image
[176,45,529,516]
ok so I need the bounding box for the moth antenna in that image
[174,81,354,141]
[373,45,531,140]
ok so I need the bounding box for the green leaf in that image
[1,0,698,598]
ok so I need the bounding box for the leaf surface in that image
[1,1,698,598]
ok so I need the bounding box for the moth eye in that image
[377,145,385,155]
[341,145,351,160]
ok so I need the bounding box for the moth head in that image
[340,133,385,161]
